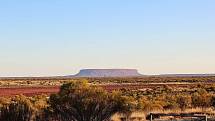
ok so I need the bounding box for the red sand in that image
[0,86,60,96]
[0,83,211,97]
[0,83,200,97]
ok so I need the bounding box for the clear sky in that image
[0,0,215,76]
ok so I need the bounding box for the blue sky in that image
[0,0,215,76]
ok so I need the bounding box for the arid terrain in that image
[1,76,215,121]
[0,76,215,96]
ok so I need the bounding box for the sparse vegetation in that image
[1,77,215,120]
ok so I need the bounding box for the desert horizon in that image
[1,0,215,121]
[0,68,215,78]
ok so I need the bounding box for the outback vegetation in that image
[1,77,215,120]
[1,76,215,86]
[0,80,134,121]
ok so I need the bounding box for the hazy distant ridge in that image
[160,74,215,77]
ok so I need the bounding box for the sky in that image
[0,0,215,76]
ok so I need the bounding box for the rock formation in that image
[74,69,143,77]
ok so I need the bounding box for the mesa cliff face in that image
[74,69,143,77]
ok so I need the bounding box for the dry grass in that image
[111,112,146,121]
[152,108,215,114]
[111,108,215,121]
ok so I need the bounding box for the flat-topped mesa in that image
[74,69,143,77]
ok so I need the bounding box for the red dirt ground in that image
[0,83,212,97]
[0,86,60,97]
